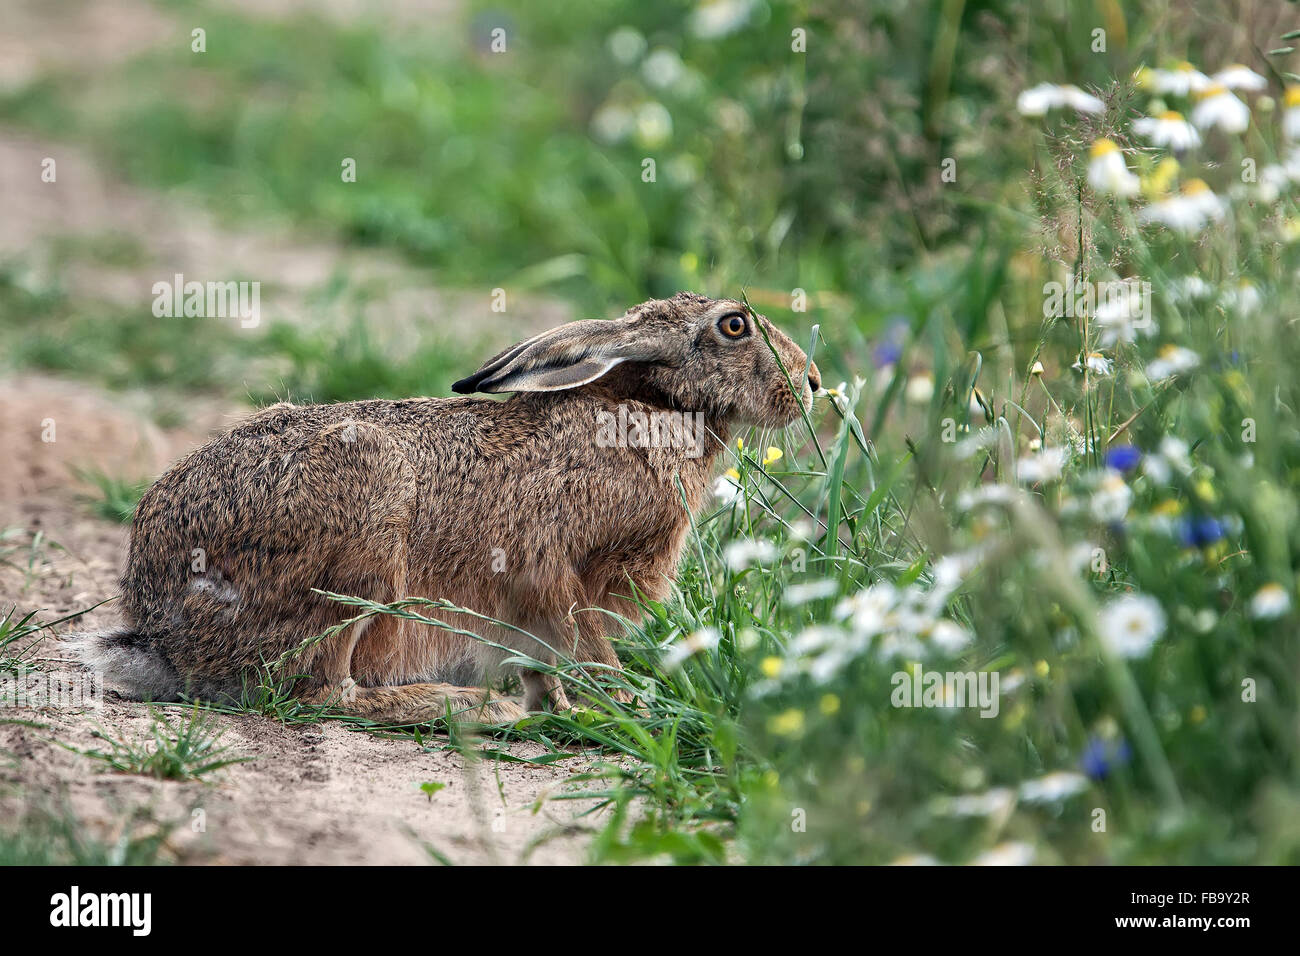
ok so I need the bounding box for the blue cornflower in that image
[1177,515,1225,548]
[1080,735,1132,781]
[1104,445,1142,472]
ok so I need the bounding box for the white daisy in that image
[927,619,973,655]
[723,537,777,570]
[1087,138,1140,196]
[1139,180,1225,234]
[712,473,741,505]
[1284,87,1300,140]
[782,580,839,606]
[1220,280,1261,316]
[688,0,756,39]
[1016,446,1068,484]
[1167,275,1214,302]
[1094,279,1156,346]
[661,627,720,669]
[1191,85,1250,133]
[1019,771,1089,803]
[1249,583,1292,619]
[1073,351,1112,376]
[1142,435,1194,484]
[1132,110,1201,151]
[1139,62,1212,97]
[1017,83,1105,117]
[1146,344,1201,382]
[1090,470,1132,523]
[1212,64,1268,91]
[1098,593,1166,658]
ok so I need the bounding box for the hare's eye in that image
[718,314,748,339]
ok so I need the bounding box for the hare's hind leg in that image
[302,680,523,725]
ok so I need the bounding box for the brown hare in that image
[75,292,820,723]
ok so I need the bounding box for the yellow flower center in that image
[1090,138,1120,157]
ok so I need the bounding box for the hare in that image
[75,292,820,724]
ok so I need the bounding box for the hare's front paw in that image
[522,671,572,713]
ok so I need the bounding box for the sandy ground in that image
[0,0,603,865]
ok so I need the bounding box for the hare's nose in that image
[806,362,821,391]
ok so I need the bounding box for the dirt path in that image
[0,375,605,864]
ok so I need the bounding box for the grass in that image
[0,806,172,865]
[73,704,253,781]
[74,468,150,524]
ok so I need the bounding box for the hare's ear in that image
[452,319,669,394]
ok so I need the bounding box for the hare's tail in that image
[68,627,182,702]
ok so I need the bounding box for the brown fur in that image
[77,292,819,723]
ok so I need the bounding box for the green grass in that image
[0,806,171,865]
[74,468,150,524]
[74,704,253,781]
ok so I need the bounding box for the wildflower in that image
[688,0,756,39]
[641,48,687,90]
[1097,593,1166,658]
[927,619,973,655]
[723,537,777,570]
[819,693,840,716]
[1094,278,1155,346]
[1249,582,1292,619]
[1140,156,1181,197]
[1072,351,1112,375]
[1086,139,1140,196]
[1090,470,1133,523]
[1016,446,1068,484]
[933,788,1015,819]
[606,26,646,65]
[782,579,838,606]
[1176,515,1225,549]
[661,627,720,669]
[1213,64,1268,91]
[1143,435,1194,483]
[766,707,805,737]
[1030,360,1044,376]
[1140,62,1212,97]
[1146,344,1201,382]
[790,625,842,656]
[1080,735,1132,780]
[634,102,673,147]
[1167,275,1214,302]
[1191,84,1250,133]
[1016,82,1104,116]
[762,446,783,466]
[904,373,934,404]
[759,656,783,678]
[835,582,898,638]
[1019,771,1089,803]
[712,472,741,504]
[590,102,636,144]
[1132,111,1201,151]
[1220,280,1261,316]
[1284,87,1300,140]
[1104,445,1142,472]
[973,842,1036,866]
[1140,180,1226,234]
